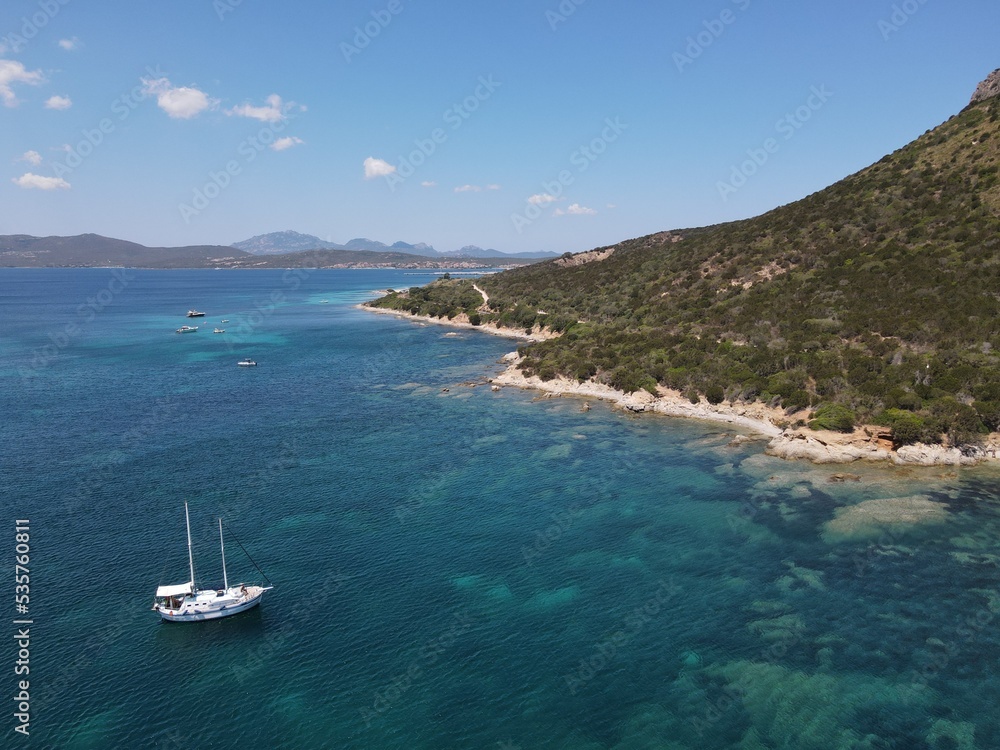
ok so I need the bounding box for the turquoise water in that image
[2,269,1000,749]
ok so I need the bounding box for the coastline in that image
[360,303,558,342]
[361,303,1000,468]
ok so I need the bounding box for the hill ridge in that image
[370,75,1000,449]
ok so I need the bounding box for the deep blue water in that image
[2,268,1000,749]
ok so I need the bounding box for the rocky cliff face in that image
[970,68,1000,105]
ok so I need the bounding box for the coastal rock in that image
[970,68,1000,105]
[765,432,891,464]
[893,444,979,466]
[827,473,861,483]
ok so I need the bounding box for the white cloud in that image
[454,184,482,193]
[140,76,217,119]
[606,203,617,209]
[12,172,70,190]
[364,157,396,179]
[45,94,72,110]
[486,184,501,191]
[58,37,81,51]
[271,136,303,152]
[420,181,437,188]
[554,203,597,216]
[528,193,557,205]
[0,59,45,107]
[19,150,43,166]
[228,93,289,123]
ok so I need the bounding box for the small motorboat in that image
[187,310,206,318]
[221,319,229,323]
[237,358,257,367]
[176,325,198,334]
[214,328,226,334]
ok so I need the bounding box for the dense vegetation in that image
[371,97,1000,448]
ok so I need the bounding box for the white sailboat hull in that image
[155,585,271,623]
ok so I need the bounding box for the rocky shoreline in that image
[362,304,1000,468]
[495,361,1000,468]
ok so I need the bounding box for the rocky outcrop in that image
[970,69,1000,105]
[766,429,998,467]
[766,431,892,464]
[554,247,615,268]
[894,443,987,466]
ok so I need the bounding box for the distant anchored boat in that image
[187,310,206,318]
[214,328,226,334]
[152,502,272,623]
[237,358,257,367]
[176,325,198,334]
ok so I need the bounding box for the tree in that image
[705,385,725,405]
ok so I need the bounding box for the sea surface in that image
[2,268,1000,750]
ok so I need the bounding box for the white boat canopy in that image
[156,583,193,598]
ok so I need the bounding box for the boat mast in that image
[185,502,196,591]
[219,518,229,590]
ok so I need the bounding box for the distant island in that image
[367,70,1000,466]
[231,230,558,260]
[0,233,542,270]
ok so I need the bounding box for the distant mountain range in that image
[231,231,557,259]
[0,233,539,269]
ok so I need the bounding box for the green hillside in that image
[370,94,1000,447]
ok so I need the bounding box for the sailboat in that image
[152,503,273,622]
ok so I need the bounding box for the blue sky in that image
[1,0,997,254]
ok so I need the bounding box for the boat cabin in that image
[154,582,192,610]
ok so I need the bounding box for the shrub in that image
[783,390,814,413]
[974,401,1000,432]
[877,408,925,446]
[610,366,657,395]
[809,403,856,432]
[705,385,725,405]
